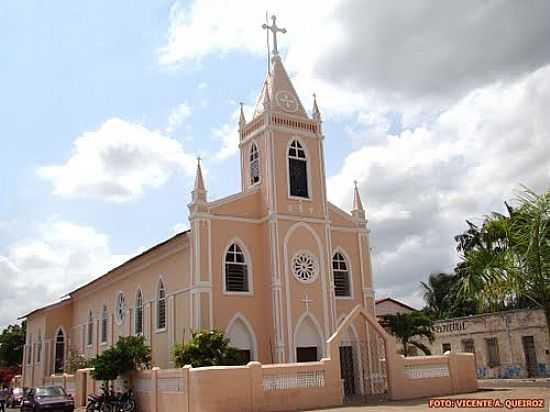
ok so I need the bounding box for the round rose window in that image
[292,252,319,283]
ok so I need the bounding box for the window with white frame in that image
[224,243,249,292]
[87,310,93,346]
[36,332,42,363]
[135,289,144,335]
[115,292,127,325]
[332,252,351,297]
[26,334,32,365]
[157,281,166,330]
[288,140,308,198]
[249,143,260,185]
[101,305,108,344]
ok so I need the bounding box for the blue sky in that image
[1,0,550,328]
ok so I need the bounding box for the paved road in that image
[308,385,550,412]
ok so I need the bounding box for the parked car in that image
[20,386,75,412]
[6,387,26,408]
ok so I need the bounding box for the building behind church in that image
[375,299,550,379]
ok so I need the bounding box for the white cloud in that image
[328,65,550,306]
[0,220,131,328]
[38,118,196,202]
[212,103,254,160]
[198,82,207,89]
[172,222,189,235]
[166,102,192,133]
[158,0,550,119]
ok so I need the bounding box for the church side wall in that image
[71,239,191,369]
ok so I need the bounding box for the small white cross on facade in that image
[262,15,287,56]
[302,294,313,312]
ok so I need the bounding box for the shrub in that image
[173,330,245,368]
[90,335,151,381]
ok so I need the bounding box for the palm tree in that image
[458,188,550,341]
[380,312,434,356]
[421,272,457,319]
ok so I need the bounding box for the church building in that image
[21,17,375,387]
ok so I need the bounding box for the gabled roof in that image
[67,230,190,297]
[19,297,71,320]
[20,230,190,319]
[375,297,418,312]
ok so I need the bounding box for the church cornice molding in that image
[70,242,189,301]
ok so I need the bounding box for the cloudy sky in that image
[1,0,549,329]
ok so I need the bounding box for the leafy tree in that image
[173,330,245,368]
[380,312,434,357]
[90,336,151,382]
[0,322,26,368]
[457,188,550,341]
[65,350,93,374]
[421,272,478,319]
[421,272,457,319]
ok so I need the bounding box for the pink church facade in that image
[21,39,375,388]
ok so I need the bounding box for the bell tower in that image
[238,16,336,363]
[239,17,328,220]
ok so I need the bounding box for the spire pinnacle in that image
[192,156,206,202]
[312,93,321,121]
[239,102,246,127]
[353,180,364,211]
[262,80,271,110]
[352,180,366,223]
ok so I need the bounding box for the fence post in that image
[75,369,84,407]
[181,366,191,412]
[151,367,160,412]
[248,362,263,412]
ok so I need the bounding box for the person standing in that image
[0,385,7,412]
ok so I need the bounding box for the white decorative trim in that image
[225,312,258,361]
[222,237,254,296]
[403,364,450,380]
[283,221,330,362]
[291,250,319,284]
[263,370,325,391]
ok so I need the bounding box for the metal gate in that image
[338,320,389,402]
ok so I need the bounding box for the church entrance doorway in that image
[338,320,389,402]
[339,346,355,398]
[294,314,323,362]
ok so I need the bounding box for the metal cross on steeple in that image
[262,15,287,57]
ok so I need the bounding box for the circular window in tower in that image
[291,251,319,283]
[115,292,127,325]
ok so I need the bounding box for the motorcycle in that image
[86,392,111,412]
